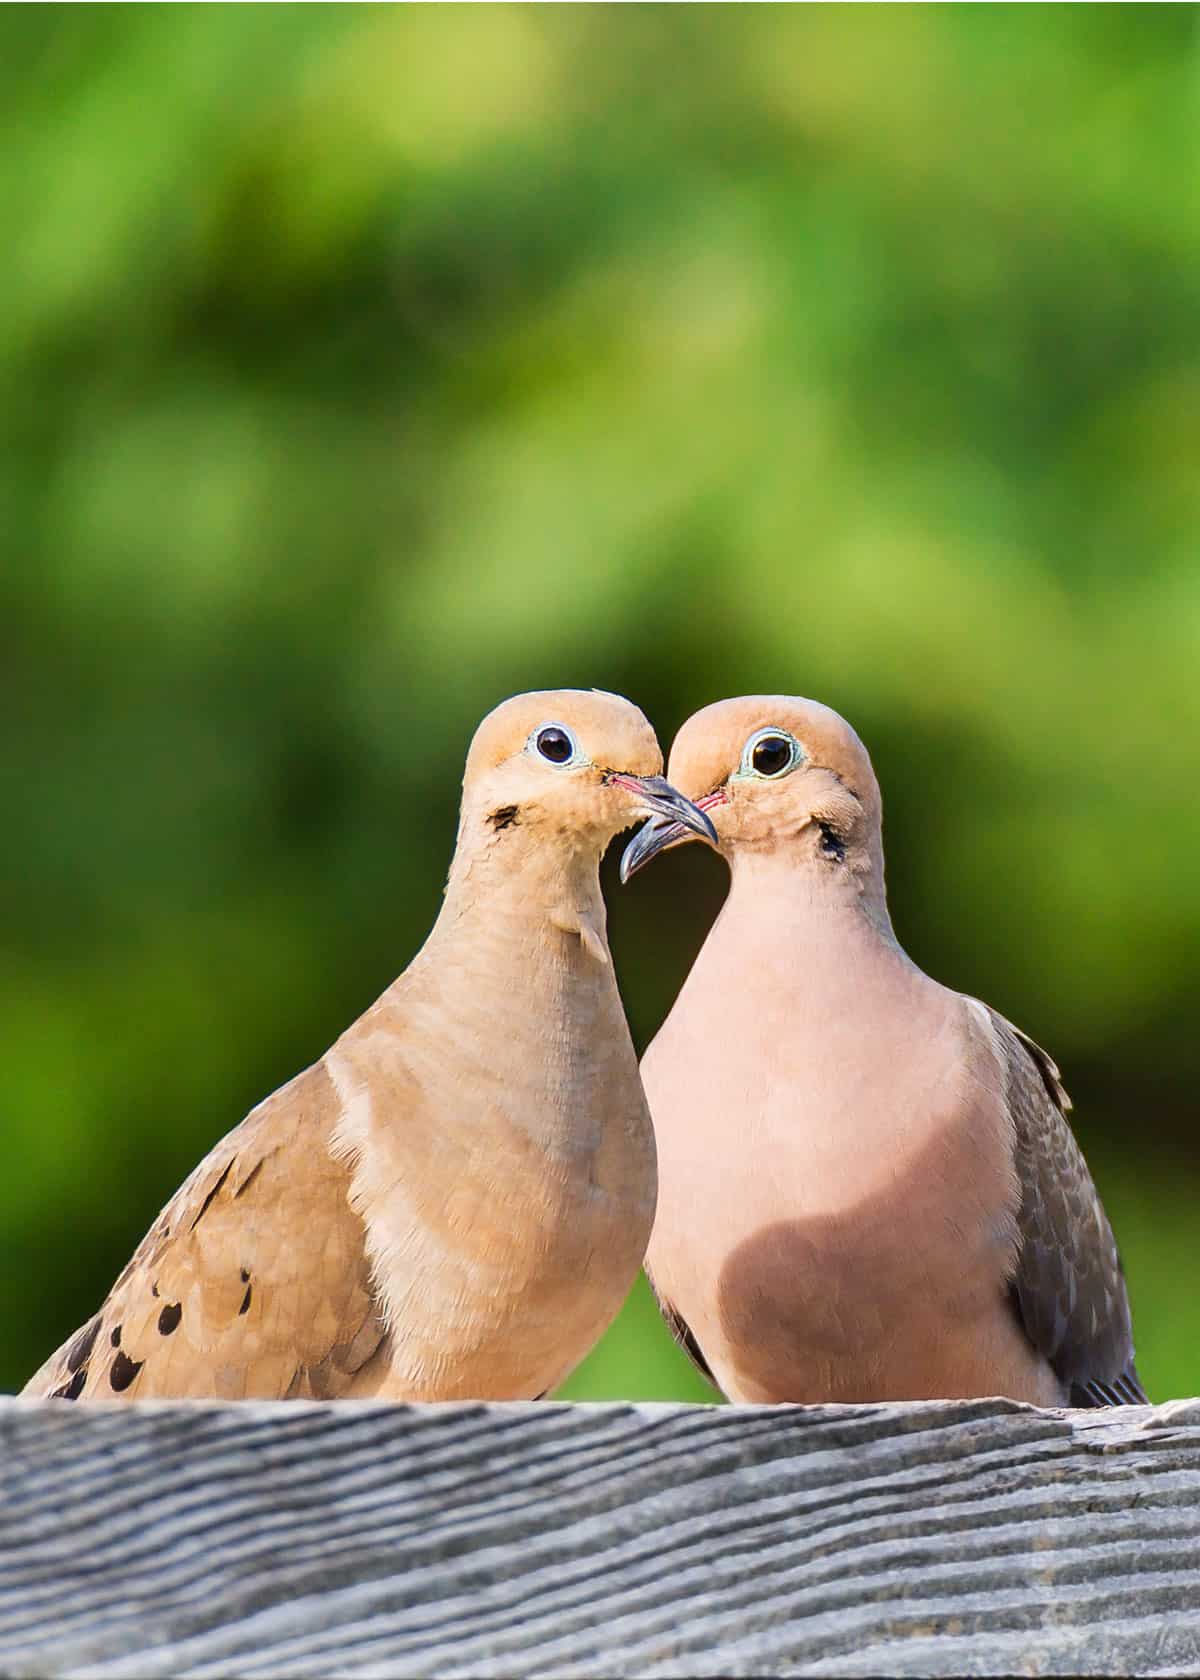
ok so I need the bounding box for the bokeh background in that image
[5,5,1198,1402]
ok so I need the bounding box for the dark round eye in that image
[751,734,794,777]
[536,726,574,765]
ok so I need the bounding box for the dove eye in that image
[752,736,793,776]
[741,728,803,780]
[532,724,578,766]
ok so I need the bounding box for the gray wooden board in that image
[3,1396,1200,1678]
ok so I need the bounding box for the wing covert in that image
[24,1062,385,1401]
[990,1010,1146,1407]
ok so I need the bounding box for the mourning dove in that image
[24,689,716,1404]
[622,696,1145,1409]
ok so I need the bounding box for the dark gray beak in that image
[615,781,722,883]
[607,774,718,883]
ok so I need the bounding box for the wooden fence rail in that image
[3,1395,1200,1677]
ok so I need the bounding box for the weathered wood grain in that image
[3,1397,1200,1678]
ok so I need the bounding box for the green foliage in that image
[3,7,1196,1399]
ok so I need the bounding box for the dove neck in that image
[439,825,607,949]
[726,840,897,946]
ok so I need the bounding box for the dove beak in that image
[607,774,719,874]
[618,788,726,883]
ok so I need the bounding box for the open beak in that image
[618,788,726,884]
[606,774,718,877]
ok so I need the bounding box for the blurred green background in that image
[4,5,1198,1402]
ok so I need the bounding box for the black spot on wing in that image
[109,1351,144,1392]
[488,805,521,831]
[239,1284,252,1315]
[157,1302,182,1336]
[110,1325,121,1348]
[66,1316,101,1375]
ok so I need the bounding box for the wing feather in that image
[988,1009,1146,1407]
[23,1061,385,1401]
[645,1271,718,1390]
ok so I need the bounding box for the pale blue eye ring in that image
[528,722,581,767]
[739,727,803,780]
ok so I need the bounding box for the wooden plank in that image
[3,1396,1200,1678]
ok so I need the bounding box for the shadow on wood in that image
[3,1396,1200,1677]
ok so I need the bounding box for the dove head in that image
[458,689,718,858]
[621,696,887,904]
